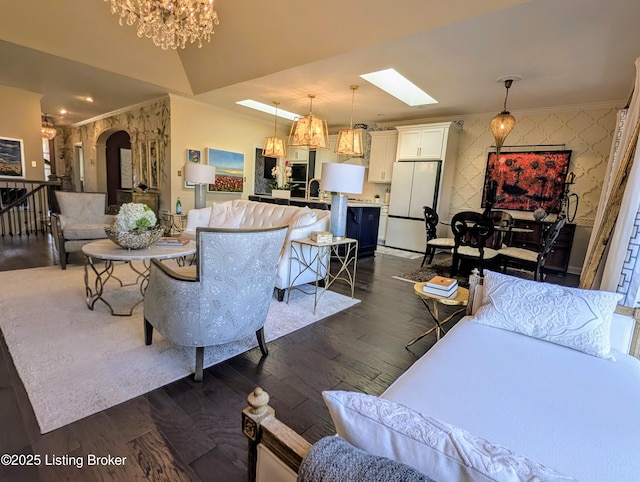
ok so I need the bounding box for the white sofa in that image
[183,199,331,300]
[242,270,640,482]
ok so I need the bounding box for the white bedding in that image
[382,318,640,482]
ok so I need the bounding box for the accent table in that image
[82,239,196,316]
[287,237,358,314]
[407,282,469,347]
[162,212,188,235]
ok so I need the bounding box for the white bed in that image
[242,270,640,482]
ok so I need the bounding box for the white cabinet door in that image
[396,129,422,159]
[314,135,338,178]
[377,205,388,244]
[288,147,309,162]
[409,161,441,218]
[368,131,398,182]
[418,127,446,159]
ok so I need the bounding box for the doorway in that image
[105,131,131,206]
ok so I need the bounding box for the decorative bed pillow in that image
[323,390,575,482]
[473,270,622,359]
[208,203,246,228]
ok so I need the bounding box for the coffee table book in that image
[422,283,458,298]
[157,237,190,246]
[426,275,457,290]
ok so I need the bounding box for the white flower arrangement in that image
[269,161,296,190]
[113,203,157,232]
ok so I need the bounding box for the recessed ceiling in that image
[0,0,637,128]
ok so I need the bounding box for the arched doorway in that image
[105,131,131,207]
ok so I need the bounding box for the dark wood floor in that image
[0,233,579,481]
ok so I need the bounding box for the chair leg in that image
[60,251,67,270]
[276,288,286,302]
[144,319,153,345]
[194,346,204,382]
[428,247,436,265]
[256,327,268,356]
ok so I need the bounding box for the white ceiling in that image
[0,0,638,128]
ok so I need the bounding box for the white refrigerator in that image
[386,160,441,252]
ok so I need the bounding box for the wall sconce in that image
[288,94,329,149]
[183,163,216,209]
[335,85,364,157]
[262,101,287,158]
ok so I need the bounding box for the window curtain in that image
[580,56,640,308]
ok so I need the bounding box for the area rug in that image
[376,245,422,259]
[394,259,534,287]
[0,264,359,434]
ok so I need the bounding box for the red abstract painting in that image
[481,150,572,213]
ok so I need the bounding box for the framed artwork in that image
[481,150,572,213]
[120,148,133,189]
[147,139,158,189]
[206,148,244,193]
[185,149,201,188]
[0,137,25,178]
[137,141,148,187]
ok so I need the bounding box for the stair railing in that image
[0,179,62,237]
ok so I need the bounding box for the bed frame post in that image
[242,387,312,481]
[467,268,482,315]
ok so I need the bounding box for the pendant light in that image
[288,94,329,149]
[41,115,57,140]
[262,101,287,158]
[490,78,517,155]
[335,85,364,157]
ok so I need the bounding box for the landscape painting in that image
[481,150,571,213]
[206,148,244,192]
[0,137,25,178]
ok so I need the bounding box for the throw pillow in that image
[473,270,621,359]
[323,391,575,482]
[208,203,246,229]
[290,207,317,229]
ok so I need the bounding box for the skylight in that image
[236,99,300,121]
[360,68,437,106]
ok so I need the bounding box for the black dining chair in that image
[487,210,514,249]
[421,206,455,267]
[450,211,499,277]
[498,216,567,281]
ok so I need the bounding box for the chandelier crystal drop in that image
[105,0,219,50]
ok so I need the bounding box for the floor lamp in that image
[320,163,365,239]
[184,163,216,209]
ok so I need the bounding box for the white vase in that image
[272,189,291,200]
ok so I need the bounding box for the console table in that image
[510,219,576,275]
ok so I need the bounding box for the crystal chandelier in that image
[104,0,220,50]
[41,116,57,140]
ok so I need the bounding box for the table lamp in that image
[184,163,216,209]
[320,163,365,239]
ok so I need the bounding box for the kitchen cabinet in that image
[287,147,309,162]
[368,130,398,183]
[347,206,380,259]
[377,204,389,244]
[510,219,576,275]
[396,124,449,160]
[314,134,339,178]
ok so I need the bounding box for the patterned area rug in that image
[394,259,534,287]
[0,265,359,434]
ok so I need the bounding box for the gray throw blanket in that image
[297,436,436,482]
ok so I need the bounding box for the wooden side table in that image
[406,283,469,347]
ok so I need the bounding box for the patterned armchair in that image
[143,226,288,382]
[51,191,115,269]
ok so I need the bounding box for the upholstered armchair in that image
[143,225,288,382]
[51,191,115,269]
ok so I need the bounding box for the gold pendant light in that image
[262,101,287,158]
[335,85,364,157]
[288,94,329,149]
[490,79,516,154]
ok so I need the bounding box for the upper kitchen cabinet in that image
[287,146,310,163]
[314,134,339,178]
[368,130,398,183]
[396,122,458,160]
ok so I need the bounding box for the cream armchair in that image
[51,191,115,269]
[143,226,288,382]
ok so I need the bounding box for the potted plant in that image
[374,194,381,203]
[269,160,298,199]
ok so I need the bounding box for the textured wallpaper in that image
[450,107,618,227]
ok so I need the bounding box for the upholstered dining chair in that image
[51,191,115,269]
[450,211,499,277]
[421,206,455,267]
[143,225,288,382]
[498,216,567,281]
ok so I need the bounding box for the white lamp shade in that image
[184,163,216,184]
[320,163,365,194]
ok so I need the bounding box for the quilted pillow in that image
[208,203,246,228]
[473,270,622,359]
[323,390,575,482]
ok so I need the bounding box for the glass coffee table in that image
[82,239,196,316]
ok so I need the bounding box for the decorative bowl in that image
[105,225,165,250]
